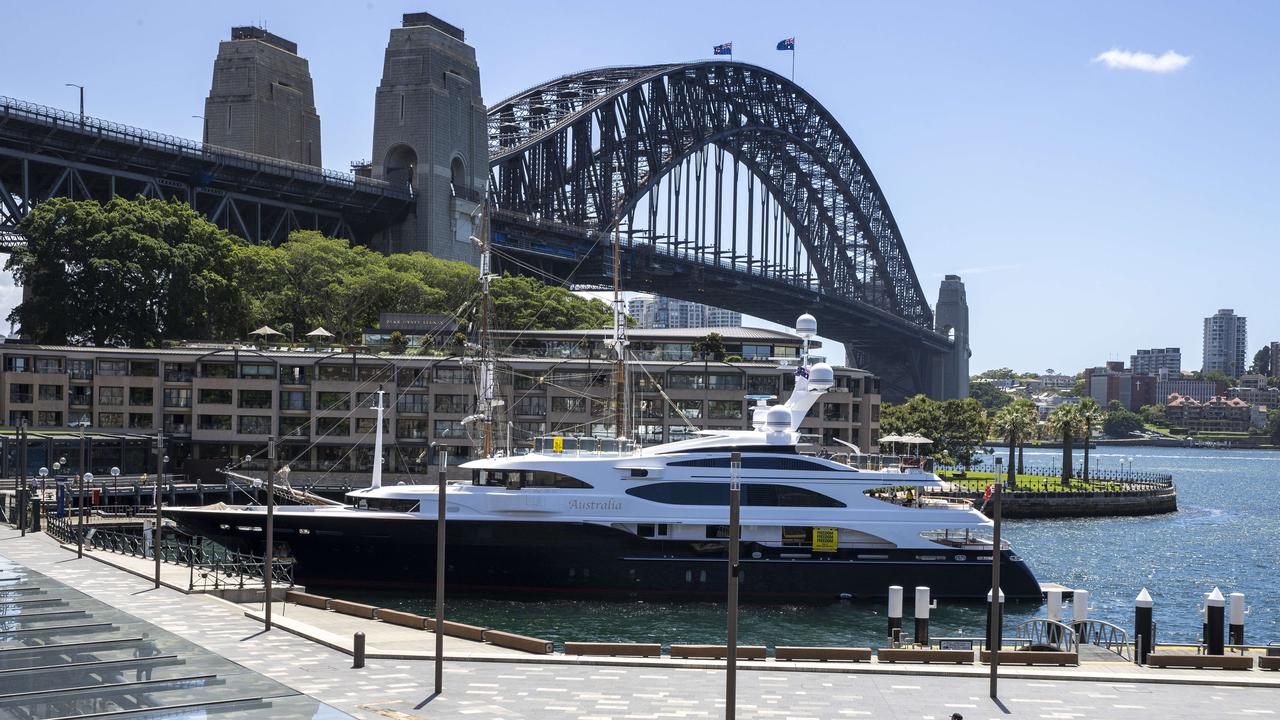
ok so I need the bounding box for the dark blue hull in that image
[167,509,1042,603]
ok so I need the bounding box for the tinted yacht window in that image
[669,456,845,472]
[626,482,844,507]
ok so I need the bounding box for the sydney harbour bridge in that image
[0,14,968,401]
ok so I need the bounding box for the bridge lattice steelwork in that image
[487,62,935,335]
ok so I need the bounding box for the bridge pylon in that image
[370,12,488,262]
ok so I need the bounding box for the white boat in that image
[167,314,1040,602]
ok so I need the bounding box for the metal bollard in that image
[1205,587,1225,655]
[887,585,903,644]
[1071,589,1090,638]
[1228,592,1246,646]
[353,631,366,668]
[1046,588,1064,644]
[913,586,933,646]
[1134,588,1154,664]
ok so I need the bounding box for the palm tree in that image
[1011,399,1038,474]
[991,406,1019,484]
[1047,404,1083,482]
[1078,398,1106,482]
[993,403,1036,488]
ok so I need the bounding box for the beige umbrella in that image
[249,325,281,337]
[305,327,334,338]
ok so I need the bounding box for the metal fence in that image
[45,516,292,592]
[937,463,1174,487]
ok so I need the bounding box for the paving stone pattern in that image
[3,529,1278,719]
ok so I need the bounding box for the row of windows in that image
[625,482,845,508]
[668,456,847,472]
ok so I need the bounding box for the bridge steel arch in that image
[486,62,954,398]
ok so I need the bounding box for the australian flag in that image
[777,37,795,51]
[713,42,733,56]
[795,365,810,379]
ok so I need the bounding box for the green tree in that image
[881,395,988,466]
[692,332,726,360]
[1011,398,1038,474]
[1250,347,1272,377]
[1269,409,1280,446]
[489,274,612,330]
[1078,398,1105,480]
[969,381,1013,411]
[974,368,1016,381]
[1103,408,1145,438]
[1138,404,1166,425]
[991,401,1035,487]
[7,196,246,345]
[1196,369,1236,388]
[1047,404,1083,481]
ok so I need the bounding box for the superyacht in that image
[167,314,1041,601]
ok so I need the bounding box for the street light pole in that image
[154,430,165,589]
[17,423,27,536]
[76,422,87,558]
[65,83,84,128]
[434,445,448,696]
[264,435,277,629]
[726,451,742,720]
[989,457,1005,699]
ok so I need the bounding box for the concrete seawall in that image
[963,488,1179,519]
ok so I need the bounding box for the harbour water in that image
[320,446,1279,648]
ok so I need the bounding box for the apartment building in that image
[1130,348,1181,376]
[1202,309,1247,377]
[0,327,881,484]
[1165,393,1251,433]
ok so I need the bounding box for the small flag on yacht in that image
[795,365,810,379]
[713,42,733,56]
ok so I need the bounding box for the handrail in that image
[1012,619,1079,653]
[0,95,412,199]
[1074,619,1131,660]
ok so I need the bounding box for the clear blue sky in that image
[4,1,1277,374]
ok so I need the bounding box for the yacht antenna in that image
[611,224,629,441]
[371,388,385,489]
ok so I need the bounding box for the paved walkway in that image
[3,527,1279,719]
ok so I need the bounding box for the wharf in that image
[3,528,1279,720]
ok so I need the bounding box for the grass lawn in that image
[935,470,1120,493]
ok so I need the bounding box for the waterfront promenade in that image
[4,529,1279,719]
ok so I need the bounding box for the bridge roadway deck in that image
[2,528,1277,719]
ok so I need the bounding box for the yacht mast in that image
[371,389,385,489]
[611,224,629,441]
[478,203,495,458]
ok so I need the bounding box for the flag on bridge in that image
[713,42,733,57]
[776,37,795,51]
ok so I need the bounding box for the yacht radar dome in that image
[795,313,817,339]
[765,406,792,432]
[808,362,835,389]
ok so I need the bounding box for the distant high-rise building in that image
[1269,341,1280,377]
[625,296,742,329]
[1202,309,1247,378]
[1130,347,1181,376]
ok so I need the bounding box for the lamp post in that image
[37,466,48,532]
[989,457,1005,699]
[726,451,742,720]
[53,459,63,519]
[263,435,277,630]
[154,431,165,589]
[110,466,120,506]
[65,83,84,128]
[72,416,90,558]
[17,422,27,536]
[433,443,447,696]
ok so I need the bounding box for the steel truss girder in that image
[0,147,356,245]
[486,61,933,330]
